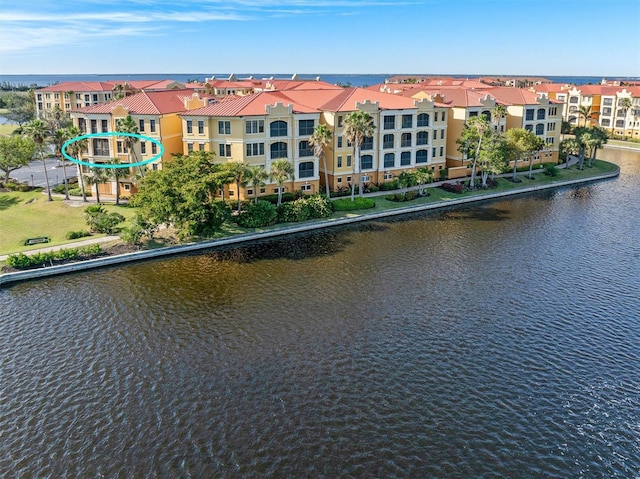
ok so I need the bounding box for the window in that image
[469,111,478,118]
[139,119,145,132]
[299,119,314,136]
[481,110,491,122]
[525,109,534,121]
[603,98,613,106]
[54,93,59,99]
[535,124,544,135]
[402,115,412,128]
[337,177,342,183]
[383,134,394,149]
[152,163,158,170]
[90,120,97,133]
[298,140,313,157]
[218,120,231,135]
[347,155,352,167]
[301,184,312,192]
[198,120,204,134]
[439,146,444,156]
[603,107,612,116]
[337,115,343,127]
[617,109,626,118]
[270,120,287,137]
[615,119,624,128]
[441,111,446,121]
[384,115,395,130]
[141,142,146,154]
[433,130,437,140]
[384,173,393,180]
[78,119,86,133]
[401,133,411,147]
[601,118,611,126]
[547,122,556,132]
[219,144,231,157]
[400,151,411,166]
[417,113,429,127]
[337,136,343,148]
[92,94,98,102]
[246,143,265,156]
[361,136,373,150]
[65,103,70,109]
[150,120,156,133]
[188,143,194,152]
[432,147,436,157]
[360,155,373,170]
[84,94,90,102]
[247,189,253,196]
[245,119,264,134]
[440,130,445,140]
[568,116,577,124]
[116,141,127,154]
[299,161,314,178]
[271,141,287,158]
[417,131,428,145]
[124,184,130,191]
[337,156,342,168]
[187,120,193,134]
[199,143,205,151]
[92,138,109,156]
[549,107,557,116]
[569,97,579,104]
[101,119,108,132]
[569,106,578,113]
[416,149,428,163]
[537,108,546,120]
[546,137,555,144]
[384,153,395,168]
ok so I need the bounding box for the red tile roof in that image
[70,89,198,115]
[37,80,201,93]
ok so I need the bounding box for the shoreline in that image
[0,166,620,287]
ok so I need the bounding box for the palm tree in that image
[269,158,294,206]
[342,111,375,201]
[107,158,130,206]
[115,115,142,176]
[224,161,250,212]
[414,167,434,196]
[65,126,89,202]
[585,126,608,167]
[491,104,507,132]
[617,97,632,136]
[577,105,598,127]
[308,124,333,197]
[560,138,581,169]
[247,165,269,204]
[505,128,541,182]
[23,119,53,201]
[85,166,109,203]
[52,128,72,199]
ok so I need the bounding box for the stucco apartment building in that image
[180,86,447,199]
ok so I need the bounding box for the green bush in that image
[81,244,101,255]
[65,230,91,240]
[54,248,80,260]
[84,205,125,234]
[544,165,560,177]
[379,180,400,191]
[68,187,91,197]
[278,199,310,223]
[439,169,448,180]
[332,197,375,211]
[29,251,55,266]
[119,224,144,246]
[5,245,102,270]
[235,200,279,228]
[6,253,31,269]
[52,184,67,194]
[260,192,295,205]
[304,195,333,219]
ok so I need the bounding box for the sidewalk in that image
[0,235,120,262]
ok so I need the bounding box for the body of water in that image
[1,149,639,477]
[1,73,636,88]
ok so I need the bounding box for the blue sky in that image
[1,0,639,77]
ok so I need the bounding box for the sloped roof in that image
[70,89,197,115]
[37,79,201,93]
[183,91,320,117]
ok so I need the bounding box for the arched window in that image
[481,110,491,122]
[360,155,373,170]
[535,124,544,135]
[537,108,546,120]
[401,132,412,147]
[416,149,428,163]
[383,134,394,149]
[299,161,314,178]
[384,153,395,168]
[417,131,428,145]
[568,115,577,124]
[270,141,287,158]
[417,113,429,127]
[270,120,287,137]
[400,151,411,166]
[362,136,373,150]
[298,140,313,157]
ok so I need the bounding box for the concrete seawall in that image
[0,168,620,287]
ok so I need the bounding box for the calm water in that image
[1,149,639,478]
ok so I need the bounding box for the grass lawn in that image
[0,123,18,136]
[0,189,137,255]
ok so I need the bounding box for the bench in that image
[23,237,50,246]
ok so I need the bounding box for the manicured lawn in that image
[0,123,18,136]
[0,190,137,255]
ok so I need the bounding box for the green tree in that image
[478,132,509,187]
[617,97,632,136]
[505,128,544,182]
[115,115,142,175]
[456,115,491,190]
[491,104,507,132]
[342,111,375,201]
[85,166,109,203]
[247,164,269,204]
[23,119,53,201]
[3,92,35,127]
[577,105,597,127]
[269,158,294,206]
[414,167,434,196]
[41,105,71,132]
[65,125,89,202]
[308,124,333,197]
[52,128,73,199]
[585,126,608,167]
[107,158,131,206]
[0,135,36,184]
[560,137,581,168]
[396,171,417,199]
[130,151,230,239]
[223,161,250,212]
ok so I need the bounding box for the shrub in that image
[29,251,55,266]
[332,197,375,211]
[278,199,311,223]
[81,244,101,255]
[544,165,560,177]
[260,192,295,205]
[304,195,333,219]
[4,180,31,192]
[52,184,66,194]
[6,253,31,269]
[485,178,498,188]
[440,182,464,194]
[54,248,80,261]
[65,230,91,240]
[379,179,400,191]
[234,200,278,228]
[439,169,448,180]
[68,187,91,197]
[119,224,144,246]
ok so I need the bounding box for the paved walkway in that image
[0,235,120,262]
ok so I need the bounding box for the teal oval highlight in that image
[61,132,165,169]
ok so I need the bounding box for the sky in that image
[1,0,639,77]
